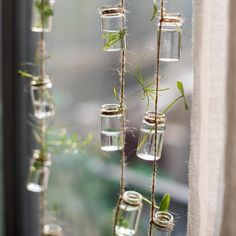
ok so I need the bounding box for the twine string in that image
[112,0,126,235]
[148,0,165,235]
[39,0,47,235]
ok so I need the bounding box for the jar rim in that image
[123,191,142,206]
[31,75,52,87]
[144,111,166,124]
[153,211,174,230]
[100,4,125,15]
[33,149,52,164]
[101,104,122,115]
[161,13,183,23]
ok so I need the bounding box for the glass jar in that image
[43,224,63,236]
[115,191,143,236]
[100,5,126,51]
[31,76,55,119]
[31,0,55,32]
[101,104,124,151]
[159,13,183,62]
[151,211,174,236]
[27,150,52,193]
[137,112,166,161]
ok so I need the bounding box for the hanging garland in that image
[99,0,187,235]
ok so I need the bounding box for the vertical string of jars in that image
[151,211,174,236]
[27,0,60,235]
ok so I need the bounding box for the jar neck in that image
[101,104,122,115]
[100,5,125,15]
[153,211,174,231]
[122,191,142,206]
[144,112,166,125]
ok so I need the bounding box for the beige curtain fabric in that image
[188,0,230,235]
[220,1,236,235]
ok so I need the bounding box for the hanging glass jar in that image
[100,4,126,52]
[27,150,52,193]
[137,112,166,161]
[151,211,174,236]
[31,75,55,119]
[43,224,63,236]
[101,104,124,151]
[31,0,55,32]
[159,13,183,62]
[115,191,143,236]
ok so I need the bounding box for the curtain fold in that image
[220,1,236,235]
[188,0,230,235]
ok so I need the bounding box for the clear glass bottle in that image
[43,224,63,236]
[101,104,124,151]
[27,150,52,193]
[115,191,143,236]
[151,211,174,236]
[159,13,183,62]
[31,76,55,119]
[137,112,166,161]
[31,0,55,32]
[100,5,126,52]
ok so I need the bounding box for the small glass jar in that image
[151,211,174,236]
[31,76,55,119]
[101,104,124,151]
[100,5,126,51]
[31,0,55,32]
[159,13,183,62]
[137,112,166,161]
[115,191,143,236]
[43,224,63,236]
[27,150,52,193]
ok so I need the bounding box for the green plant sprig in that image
[35,0,54,21]
[161,81,189,114]
[29,121,93,156]
[133,66,169,110]
[102,29,126,51]
[150,0,158,21]
[18,70,34,79]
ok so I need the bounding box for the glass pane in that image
[44,0,193,235]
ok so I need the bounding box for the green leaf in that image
[159,193,171,211]
[150,0,158,21]
[177,81,189,110]
[177,81,185,97]
[113,87,120,102]
[18,70,34,79]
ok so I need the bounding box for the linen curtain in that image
[187,0,236,235]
